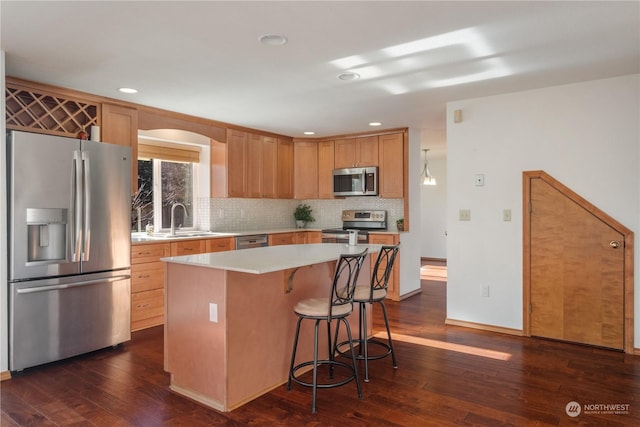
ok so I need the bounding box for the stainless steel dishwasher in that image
[235,234,269,250]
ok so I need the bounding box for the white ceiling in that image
[2,1,639,154]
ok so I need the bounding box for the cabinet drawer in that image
[132,243,170,264]
[170,239,206,256]
[206,237,235,252]
[131,261,164,293]
[269,233,293,246]
[131,289,164,324]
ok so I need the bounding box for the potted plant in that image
[294,204,315,228]
[396,218,404,231]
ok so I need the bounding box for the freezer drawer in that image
[9,270,131,371]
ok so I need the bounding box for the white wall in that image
[446,75,640,346]
[420,156,447,259]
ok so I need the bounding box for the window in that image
[132,140,201,233]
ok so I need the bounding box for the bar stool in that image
[351,243,400,382]
[287,248,368,414]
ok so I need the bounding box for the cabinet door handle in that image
[137,274,151,279]
[136,303,150,309]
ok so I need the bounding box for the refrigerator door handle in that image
[82,150,91,261]
[71,151,83,262]
[15,274,131,294]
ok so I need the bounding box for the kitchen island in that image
[162,243,380,412]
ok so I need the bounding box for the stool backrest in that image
[330,248,368,318]
[369,243,401,298]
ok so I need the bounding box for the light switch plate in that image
[459,209,471,221]
[209,303,218,323]
[503,209,512,221]
[475,174,485,186]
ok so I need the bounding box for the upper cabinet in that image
[317,140,335,199]
[334,136,378,169]
[277,139,294,198]
[212,129,293,199]
[101,103,139,194]
[378,132,404,198]
[293,141,318,199]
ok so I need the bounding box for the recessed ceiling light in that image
[118,87,138,94]
[303,131,315,135]
[337,72,360,81]
[369,122,382,127]
[259,34,288,46]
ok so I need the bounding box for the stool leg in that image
[343,317,363,399]
[312,319,320,414]
[330,320,339,378]
[379,301,397,369]
[361,301,370,382]
[287,317,303,390]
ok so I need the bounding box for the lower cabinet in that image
[131,242,170,331]
[368,233,401,301]
[131,237,235,332]
[269,231,322,246]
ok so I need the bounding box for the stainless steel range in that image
[321,210,387,243]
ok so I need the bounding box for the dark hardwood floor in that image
[2,268,639,426]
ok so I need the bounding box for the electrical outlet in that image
[481,285,490,297]
[459,209,471,221]
[209,303,218,323]
[503,209,512,222]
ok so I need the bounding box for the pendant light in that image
[421,149,437,186]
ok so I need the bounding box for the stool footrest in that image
[336,338,393,361]
[290,359,358,389]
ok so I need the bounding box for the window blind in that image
[138,139,201,163]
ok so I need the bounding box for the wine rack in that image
[5,84,100,138]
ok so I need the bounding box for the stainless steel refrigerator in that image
[7,130,132,371]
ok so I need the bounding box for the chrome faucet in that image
[170,203,188,236]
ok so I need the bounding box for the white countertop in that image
[161,243,381,274]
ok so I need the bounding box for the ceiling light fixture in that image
[369,122,382,127]
[303,131,315,135]
[421,149,437,186]
[337,72,360,81]
[118,87,138,94]
[259,34,288,46]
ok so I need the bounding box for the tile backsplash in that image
[198,197,404,232]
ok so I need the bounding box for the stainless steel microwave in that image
[333,166,378,196]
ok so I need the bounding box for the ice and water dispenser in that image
[26,208,67,263]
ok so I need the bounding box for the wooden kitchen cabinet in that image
[247,134,278,198]
[246,133,263,198]
[318,140,335,199]
[206,237,236,252]
[131,242,170,331]
[213,129,290,199]
[368,233,400,301]
[303,230,322,243]
[277,139,294,198]
[334,136,378,169]
[101,103,139,194]
[269,232,294,246]
[270,231,321,246]
[293,141,318,199]
[378,132,404,198]
[226,129,248,197]
[170,239,207,256]
[261,136,278,198]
